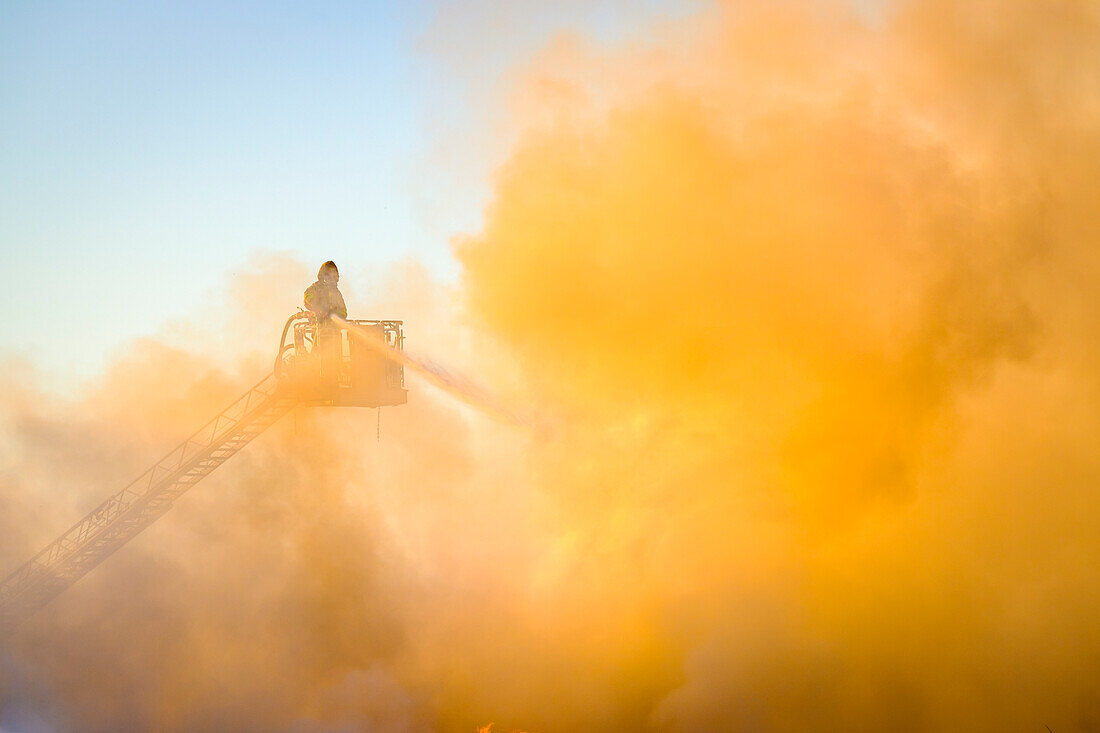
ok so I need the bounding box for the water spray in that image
[331,315,529,428]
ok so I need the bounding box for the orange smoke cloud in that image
[451,0,1100,729]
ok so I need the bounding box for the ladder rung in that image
[0,382,295,636]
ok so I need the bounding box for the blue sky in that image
[1,0,702,380]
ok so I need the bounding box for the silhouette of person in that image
[303,260,348,321]
[304,261,348,385]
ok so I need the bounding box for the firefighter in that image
[304,261,348,386]
[303,260,348,321]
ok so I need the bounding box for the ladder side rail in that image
[0,374,279,595]
[110,397,289,526]
[0,396,292,632]
[2,392,285,598]
[8,398,290,605]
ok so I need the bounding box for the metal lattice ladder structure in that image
[0,373,295,638]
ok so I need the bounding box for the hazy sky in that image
[0,0,696,380]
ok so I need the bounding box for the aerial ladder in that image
[0,313,406,639]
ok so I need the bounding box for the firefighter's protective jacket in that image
[303,280,348,320]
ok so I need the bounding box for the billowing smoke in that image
[4,0,1100,731]
[458,0,1100,728]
